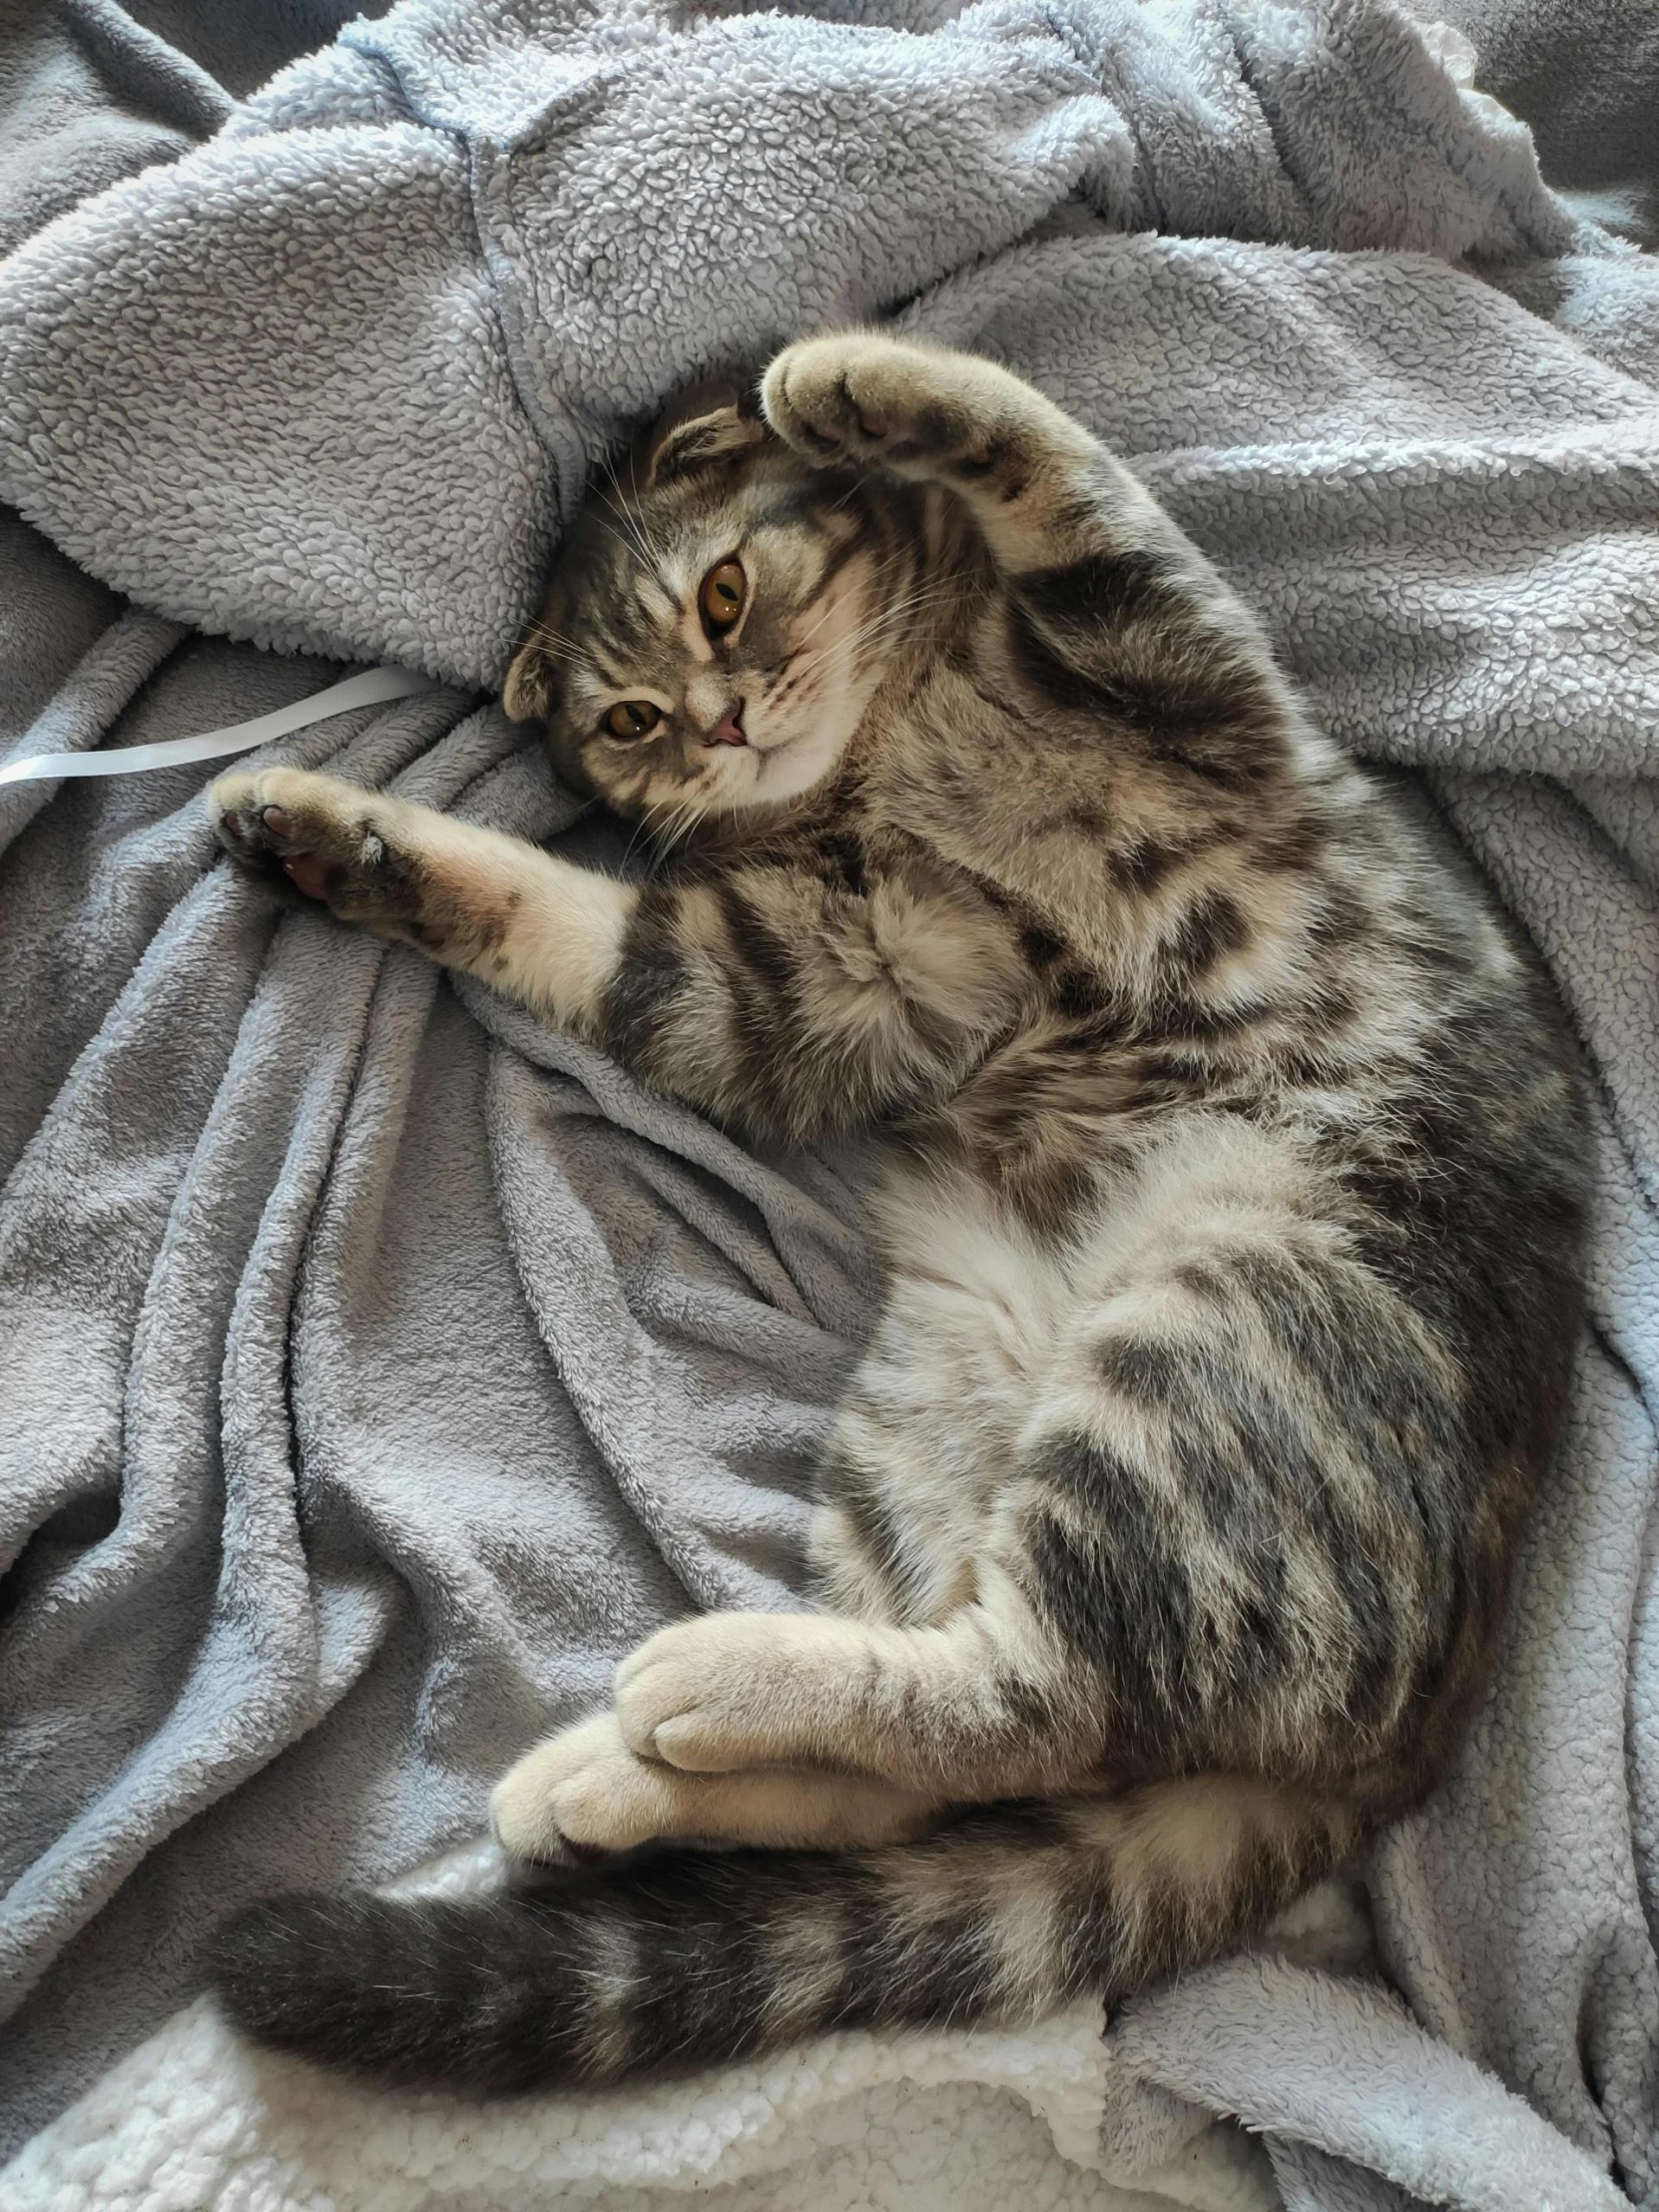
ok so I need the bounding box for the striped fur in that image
[208,335,1589,2091]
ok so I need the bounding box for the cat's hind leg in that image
[608,1214,1108,1806]
[490,1711,944,1862]
[608,1112,1461,1811]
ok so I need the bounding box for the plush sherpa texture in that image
[1433,0,1659,209]
[0,0,1602,689]
[0,0,229,260]
[1,2,1658,2208]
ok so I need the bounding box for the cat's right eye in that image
[603,701,662,741]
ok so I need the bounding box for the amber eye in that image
[603,700,662,741]
[700,559,747,634]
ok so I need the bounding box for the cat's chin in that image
[748,715,857,807]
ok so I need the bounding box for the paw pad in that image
[281,853,330,901]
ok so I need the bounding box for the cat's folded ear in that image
[638,376,767,490]
[502,620,562,725]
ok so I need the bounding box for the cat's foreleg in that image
[763,334,1286,719]
[763,332,1181,584]
[210,767,636,1033]
[212,767,1028,1138]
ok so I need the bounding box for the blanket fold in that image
[1,1,1657,2207]
[0,0,1616,688]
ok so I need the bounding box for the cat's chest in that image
[856,667,1145,952]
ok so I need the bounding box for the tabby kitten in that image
[206,334,1588,2093]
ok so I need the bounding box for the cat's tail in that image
[208,1775,1359,2094]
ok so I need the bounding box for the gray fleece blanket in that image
[1434,0,1659,225]
[0,1,1657,2206]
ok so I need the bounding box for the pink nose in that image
[705,701,747,748]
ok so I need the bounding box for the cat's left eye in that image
[604,700,662,740]
[700,559,747,635]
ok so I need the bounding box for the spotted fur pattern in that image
[207,335,1589,2092]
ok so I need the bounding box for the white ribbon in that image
[0,666,445,790]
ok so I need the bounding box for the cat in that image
[204,333,1589,2093]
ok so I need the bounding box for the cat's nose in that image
[704,700,747,748]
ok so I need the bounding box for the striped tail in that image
[208,1776,1358,2094]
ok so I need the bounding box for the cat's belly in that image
[810,1160,1073,1623]
[810,1108,1344,1626]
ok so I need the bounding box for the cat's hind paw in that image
[490,1704,942,1859]
[613,1611,854,1774]
[490,1712,674,1866]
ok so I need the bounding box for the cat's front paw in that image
[763,334,1018,483]
[210,768,425,937]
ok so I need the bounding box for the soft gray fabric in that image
[0,0,866,2157]
[0,0,1601,689]
[0,2,1657,2207]
[1430,0,1659,204]
[121,0,393,98]
[0,0,228,260]
[1112,1955,1628,2210]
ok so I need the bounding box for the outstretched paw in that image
[210,768,427,938]
[762,334,1043,489]
[491,1706,943,1859]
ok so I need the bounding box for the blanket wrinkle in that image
[1429,0,1659,213]
[0,0,1624,688]
[0,0,230,260]
[1,1,1657,2208]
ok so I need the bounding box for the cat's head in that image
[502,381,912,824]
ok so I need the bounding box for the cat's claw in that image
[210,767,420,933]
